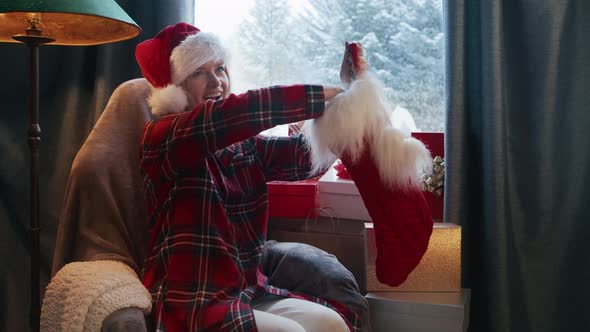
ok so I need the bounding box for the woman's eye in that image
[192,71,204,77]
[216,66,225,72]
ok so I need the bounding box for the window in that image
[195,0,444,133]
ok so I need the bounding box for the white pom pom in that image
[148,84,189,117]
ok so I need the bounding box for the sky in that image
[195,0,256,39]
[195,0,308,39]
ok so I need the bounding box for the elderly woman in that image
[135,22,367,332]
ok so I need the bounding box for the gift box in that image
[366,222,461,292]
[267,178,319,218]
[317,166,372,221]
[268,216,368,294]
[366,290,470,332]
[412,132,444,157]
[412,132,444,221]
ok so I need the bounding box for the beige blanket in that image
[52,78,153,275]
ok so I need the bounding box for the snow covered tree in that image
[237,0,445,131]
[237,0,308,87]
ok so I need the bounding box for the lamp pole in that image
[12,17,54,332]
[0,4,139,331]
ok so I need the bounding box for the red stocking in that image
[341,150,433,286]
[338,43,433,286]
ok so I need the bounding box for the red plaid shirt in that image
[140,85,360,331]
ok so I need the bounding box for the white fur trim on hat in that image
[170,32,229,85]
[303,74,431,189]
[148,84,189,117]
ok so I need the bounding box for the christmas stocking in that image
[304,43,434,286]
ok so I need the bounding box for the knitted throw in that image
[41,260,152,332]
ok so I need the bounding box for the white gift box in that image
[366,290,471,332]
[317,164,372,221]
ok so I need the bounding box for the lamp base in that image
[12,34,55,46]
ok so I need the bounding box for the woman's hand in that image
[323,86,344,101]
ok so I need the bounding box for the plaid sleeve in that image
[251,133,319,182]
[161,85,325,165]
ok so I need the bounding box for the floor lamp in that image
[0,2,140,331]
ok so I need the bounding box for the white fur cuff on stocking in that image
[303,74,431,189]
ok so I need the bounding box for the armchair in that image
[41,79,370,331]
[42,78,154,331]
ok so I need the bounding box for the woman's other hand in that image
[340,42,369,84]
[323,86,344,101]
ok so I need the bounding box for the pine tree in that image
[296,0,445,131]
[237,0,299,86]
[238,0,445,131]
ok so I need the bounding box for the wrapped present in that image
[317,165,372,221]
[412,132,444,157]
[412,132,445,221]
[366,222,461,292]
[268,216,368,294]
[267,178,319,218]
[366,290,470,332]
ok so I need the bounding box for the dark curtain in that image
[445,0,590,331]
[0,1,194,330]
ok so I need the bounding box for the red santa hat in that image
[135,22,229,117]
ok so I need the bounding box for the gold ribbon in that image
[421,156,445,197]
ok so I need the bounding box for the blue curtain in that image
[0,1,194,330]
[445,0,590,331]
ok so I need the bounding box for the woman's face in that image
[182,59,230,109]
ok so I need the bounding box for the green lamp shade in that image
[0,0,140,45]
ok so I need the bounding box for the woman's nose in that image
[207,73,221,88]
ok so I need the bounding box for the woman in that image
[135,23,366,331]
